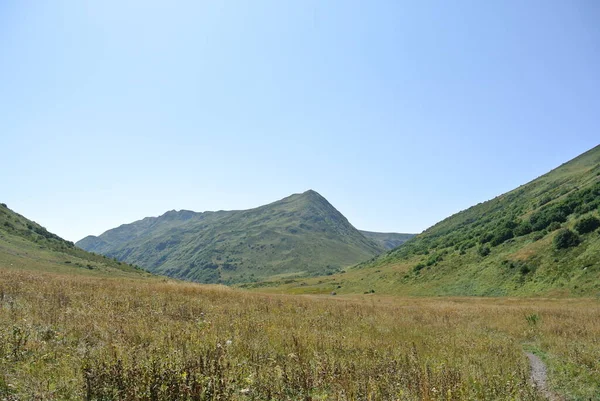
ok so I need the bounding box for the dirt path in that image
[525,352,563,401]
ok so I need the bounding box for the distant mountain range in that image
[77,190,410,284]
[359,231,415,250]
[262,145,600,296]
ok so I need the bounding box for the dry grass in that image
[0,268,598,400]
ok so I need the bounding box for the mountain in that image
[359,231,416,250]
[0,203,145,277]
[77,190,385,284]
[257,145,600,296]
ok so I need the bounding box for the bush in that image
[477,245,490,257]
[537,196,552,207]
[490,229,514,246]
[0,203,6,208]
[479,232,494,244]
[530,206,567,231]
[532,232,545,241]
[547,221,562,231]
[413,263,425,272]
[426,254,443,266]
[513,222,532,237]
[520,264,531,275]
[553,229,580,250]
[574,216,600,234]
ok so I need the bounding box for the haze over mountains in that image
[77,190,405,284]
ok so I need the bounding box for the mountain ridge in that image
[77,190,397,284]
[359,231,416,250]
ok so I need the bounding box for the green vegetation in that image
[2,266,599,400]
[77,191,387,284]
[0,204,147,278]
[574,215,600,234]
[2,180,600,400]
[358,231,415,250]
[255,145,600,297]
[553,229,580,250]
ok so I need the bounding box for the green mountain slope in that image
[260,145,600,296]
[359,231,416,250]
[77,190,385,284]
[0,203,146,277]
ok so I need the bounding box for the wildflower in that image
[240,388,250,395]
[226,339,232,346]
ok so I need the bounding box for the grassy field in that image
[1,266,598,400]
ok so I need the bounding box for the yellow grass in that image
[0,267,598,400]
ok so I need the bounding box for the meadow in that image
[1,267,598,401]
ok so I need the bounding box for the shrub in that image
[0,203,6,208]
[426,254,443,266]
[513,222,532,237]
[479,232,494,244]
[574,216,600,234]
[531,232,544,241]
[490,229,514,246]
[413,263,425,272]
[547,221,561,231]
[530,207,567,231]
[477,245,490,257]
[537,196,552,207]
[553,229,580,250]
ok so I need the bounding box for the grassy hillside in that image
[0,203,147,278]
[359,230,415,250]
[256,145,600,297]
[77,190,384,284]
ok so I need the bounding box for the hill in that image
[359,230,415,250]
[256,145,600,296]
[77,190,385,283]
[0,203,146,277]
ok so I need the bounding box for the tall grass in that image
[0,268,598,400]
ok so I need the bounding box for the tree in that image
[553,229,580,250]
[574,216,600,234]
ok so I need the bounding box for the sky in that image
[1,1,599,242]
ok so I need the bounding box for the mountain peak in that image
[288,189,323,200]
[77,190,385,284]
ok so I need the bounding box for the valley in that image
[1,145,599,400]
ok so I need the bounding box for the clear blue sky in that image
[1,1,599,242]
